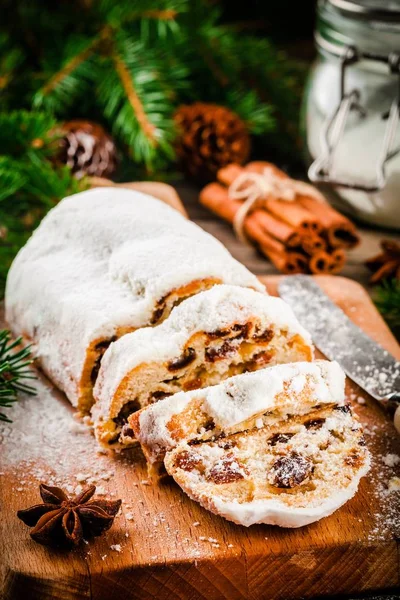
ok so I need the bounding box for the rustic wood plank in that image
[1,275,399,600]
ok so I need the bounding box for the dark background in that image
[220,0,317,58]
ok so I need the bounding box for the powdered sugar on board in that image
[0,378,120,491]
[347,389,400,542]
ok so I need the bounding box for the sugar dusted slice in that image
[165,402,369,528]
[131,360,344,473]
[93,285,313,449]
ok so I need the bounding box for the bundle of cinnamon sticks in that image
[200,161,360,275]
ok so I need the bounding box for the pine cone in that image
[174,103,250,183]
[57,120,117,179]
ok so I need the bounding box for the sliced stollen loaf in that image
[132,361,370,528]
[92,285,313,449]
[5,187,263,412]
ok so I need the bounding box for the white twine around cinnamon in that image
[229,167,325,243]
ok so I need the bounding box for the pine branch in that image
[374,279,400,332]
[0,33,24,92]
[175,7,276,136]
[0,157,27,202]
[141,10,178,20]
[0,330,36,422]
[40,43,97,98]
[225,90,275,135]
[98,31,182,169]
[33,35,99,114]
[1,0,308,183]
[0,110,58,158]
[98,0,187,27]
[111,51,158,146]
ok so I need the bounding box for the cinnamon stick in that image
[200,182,238,223]
[217,163,244,187]
[264,199,322,234]
[201,161,352,277]
[251,210,303,248]
[244,217,286,255]
[309,248,346,275]
[217,164,322,235]
[200,183,303,248]
[297,196,360,249]
[243,161,358,249]
[331,248,346,273]
[298,235,327,256]
[243,162,323,235]
[260,246,308,274]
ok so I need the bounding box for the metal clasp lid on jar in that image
[309,0,400,193]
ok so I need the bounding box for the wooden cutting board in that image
[1,275,399,600]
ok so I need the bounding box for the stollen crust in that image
[5,187,263,412]
[131,360,343,471]
[93,285,313,450]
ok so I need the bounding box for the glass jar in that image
[303,0,400,229]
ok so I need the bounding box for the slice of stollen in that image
[92,285,313,450]
[131,360,341,472]
[132,361,370,527]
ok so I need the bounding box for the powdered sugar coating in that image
[92,285,312,421]
[5,187,263,406]
[136,360,343,458]
[203,360,342,429]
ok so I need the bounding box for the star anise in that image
[17,483,121,547]
[365,240,400,284]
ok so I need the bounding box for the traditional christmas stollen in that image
[5,187,264,413]
[93,284,313,450]
[132,361,370,528]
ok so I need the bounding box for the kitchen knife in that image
[279,275,400,433]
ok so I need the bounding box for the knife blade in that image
[278,275,400,431]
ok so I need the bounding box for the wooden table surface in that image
[174,180,400,292]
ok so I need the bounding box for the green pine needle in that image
[226,90,275,135]
[0,330,36,422]
[374,279,400,331]
[98,33,182,169]
[33,35,99,115]
[0,110,57,158]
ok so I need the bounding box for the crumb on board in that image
[382,453,400,468]
[388,477,400,492]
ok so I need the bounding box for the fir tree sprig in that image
[0,330,36,422]
[374,279,400,334]
[0,110,86,294]
[0,0,308,298]
[5,0,303,171]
